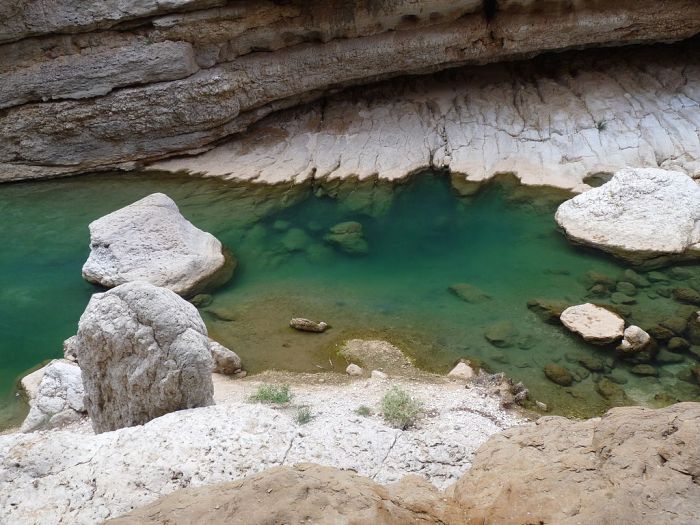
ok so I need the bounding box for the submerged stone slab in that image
[75,281,215,433]
[555,168,700,267]
[560,303,624,344]
[82,193,232,297]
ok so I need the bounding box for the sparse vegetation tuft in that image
[595,120,607,132]
[355,405,372,417]
[294,406,313,424]
[248,384,292,404]
[380,387,423,430]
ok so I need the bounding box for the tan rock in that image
[447,362,475,381]
[346,363,363,376]
[560,303,624,344]
[289,318,328,332]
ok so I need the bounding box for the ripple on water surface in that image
[0,171,699,427]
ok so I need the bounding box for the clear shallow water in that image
[1,171,699,427]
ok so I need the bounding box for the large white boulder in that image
[82,193,233,297]
[560,303,625,345]
[20,360,86,433]
[555,168,700,267]
[75,281,215,433]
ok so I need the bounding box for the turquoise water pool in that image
[1,171,698,427]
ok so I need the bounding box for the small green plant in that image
[355,405,372,417]
[380,387,423,430]
[248,384,292,404]
[294,406,313,424]
[595,120,607,132]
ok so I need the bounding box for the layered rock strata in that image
[1,1,700,181]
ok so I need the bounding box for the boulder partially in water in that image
[555,168,700,268]
[560,303,624,344]
[75,281,214,433]
[209,340,242,375]
[82,193,233,297]
[20,360,86,433]
[616,325,651,355]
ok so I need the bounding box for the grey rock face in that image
[82,193,232,297]
[20,360,86,433]
[75,281,214,433]
[209,341,242,375]
[556,168,700,267]
[1,0,699,181]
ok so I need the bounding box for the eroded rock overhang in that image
[1,0,700,181]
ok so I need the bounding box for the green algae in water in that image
[1,171,699,428]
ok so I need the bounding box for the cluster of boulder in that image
[20,194,243,433]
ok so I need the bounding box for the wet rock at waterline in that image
[449,283,491,304]
[289,318,329,333]
[209,341,242,375]
[82,193,233,297]
[323,221,368,255]
[448,361,475,381]
[560,303,625,344]
[555,168,700,268]
[75,281,215,433]
[20,360,86,433]
[616,325,651,355]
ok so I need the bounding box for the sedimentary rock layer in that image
[154,40,700,190]
[1,0,699,181]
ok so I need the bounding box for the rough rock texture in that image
[1,1,700,181]
[560,303,625,344]
[209,340,242,375]
[617,325,652,354]
[289,317,328,332]
[154,40,700,190]
[20,360,86,433]
[75,281,215,433]
[109,463,463,525]
[82,193,232,297]
[556,168,700,266]
[453,402,700,524]
[0,377,520,524]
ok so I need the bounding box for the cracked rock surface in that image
[75,281,215,433]
[154,41,700,191]
[82,192,232,297]
[0,376,521,524]
[556,167,700,267]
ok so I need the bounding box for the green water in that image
[1,171,699,427]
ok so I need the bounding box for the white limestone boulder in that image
[555,168,700,267]
[75,281,214,433]
[20,360,86,433]
[209,340,242,375]
[616,325,651,354]
[82,193,233,297]
[560,303,625,345]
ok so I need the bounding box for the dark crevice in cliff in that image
[483,0,499,22]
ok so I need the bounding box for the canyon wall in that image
[1,0,700,182]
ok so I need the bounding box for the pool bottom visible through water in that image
[1,170,699,428]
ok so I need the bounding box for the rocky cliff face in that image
[1,0,699,181]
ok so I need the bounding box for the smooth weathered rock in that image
[346,363,363,376]
[543,363,574,386]
[82,193,232,297]
[484,321,518,348]
[3,2,700,181]
[453,402,700,524]
[526,298,569,324]
[447,362,475,381]
[560,303,625,344]
[209,340,242,375]
[673,287,700,305]
[75,281,214,433]
[109,463,462,525]
[20,360,85,433]
[449,283,490,304]
[616,325,651,354]
[289,318,328,333]
[324,221,368,255]
[556,168,700,267]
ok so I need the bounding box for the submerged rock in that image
[75,281,215,433]
[631,364,658,377]
[560,303,624,344]
[82,193,233,297]
[555,168,700,267]
[543,363,573,386]
[672,287,700,305]
[20,360,86,433]
[526,298,569,324]
[449,283,491,304]
[484,321,518,348]
[289,318,328,333]
[323,221,368,255]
